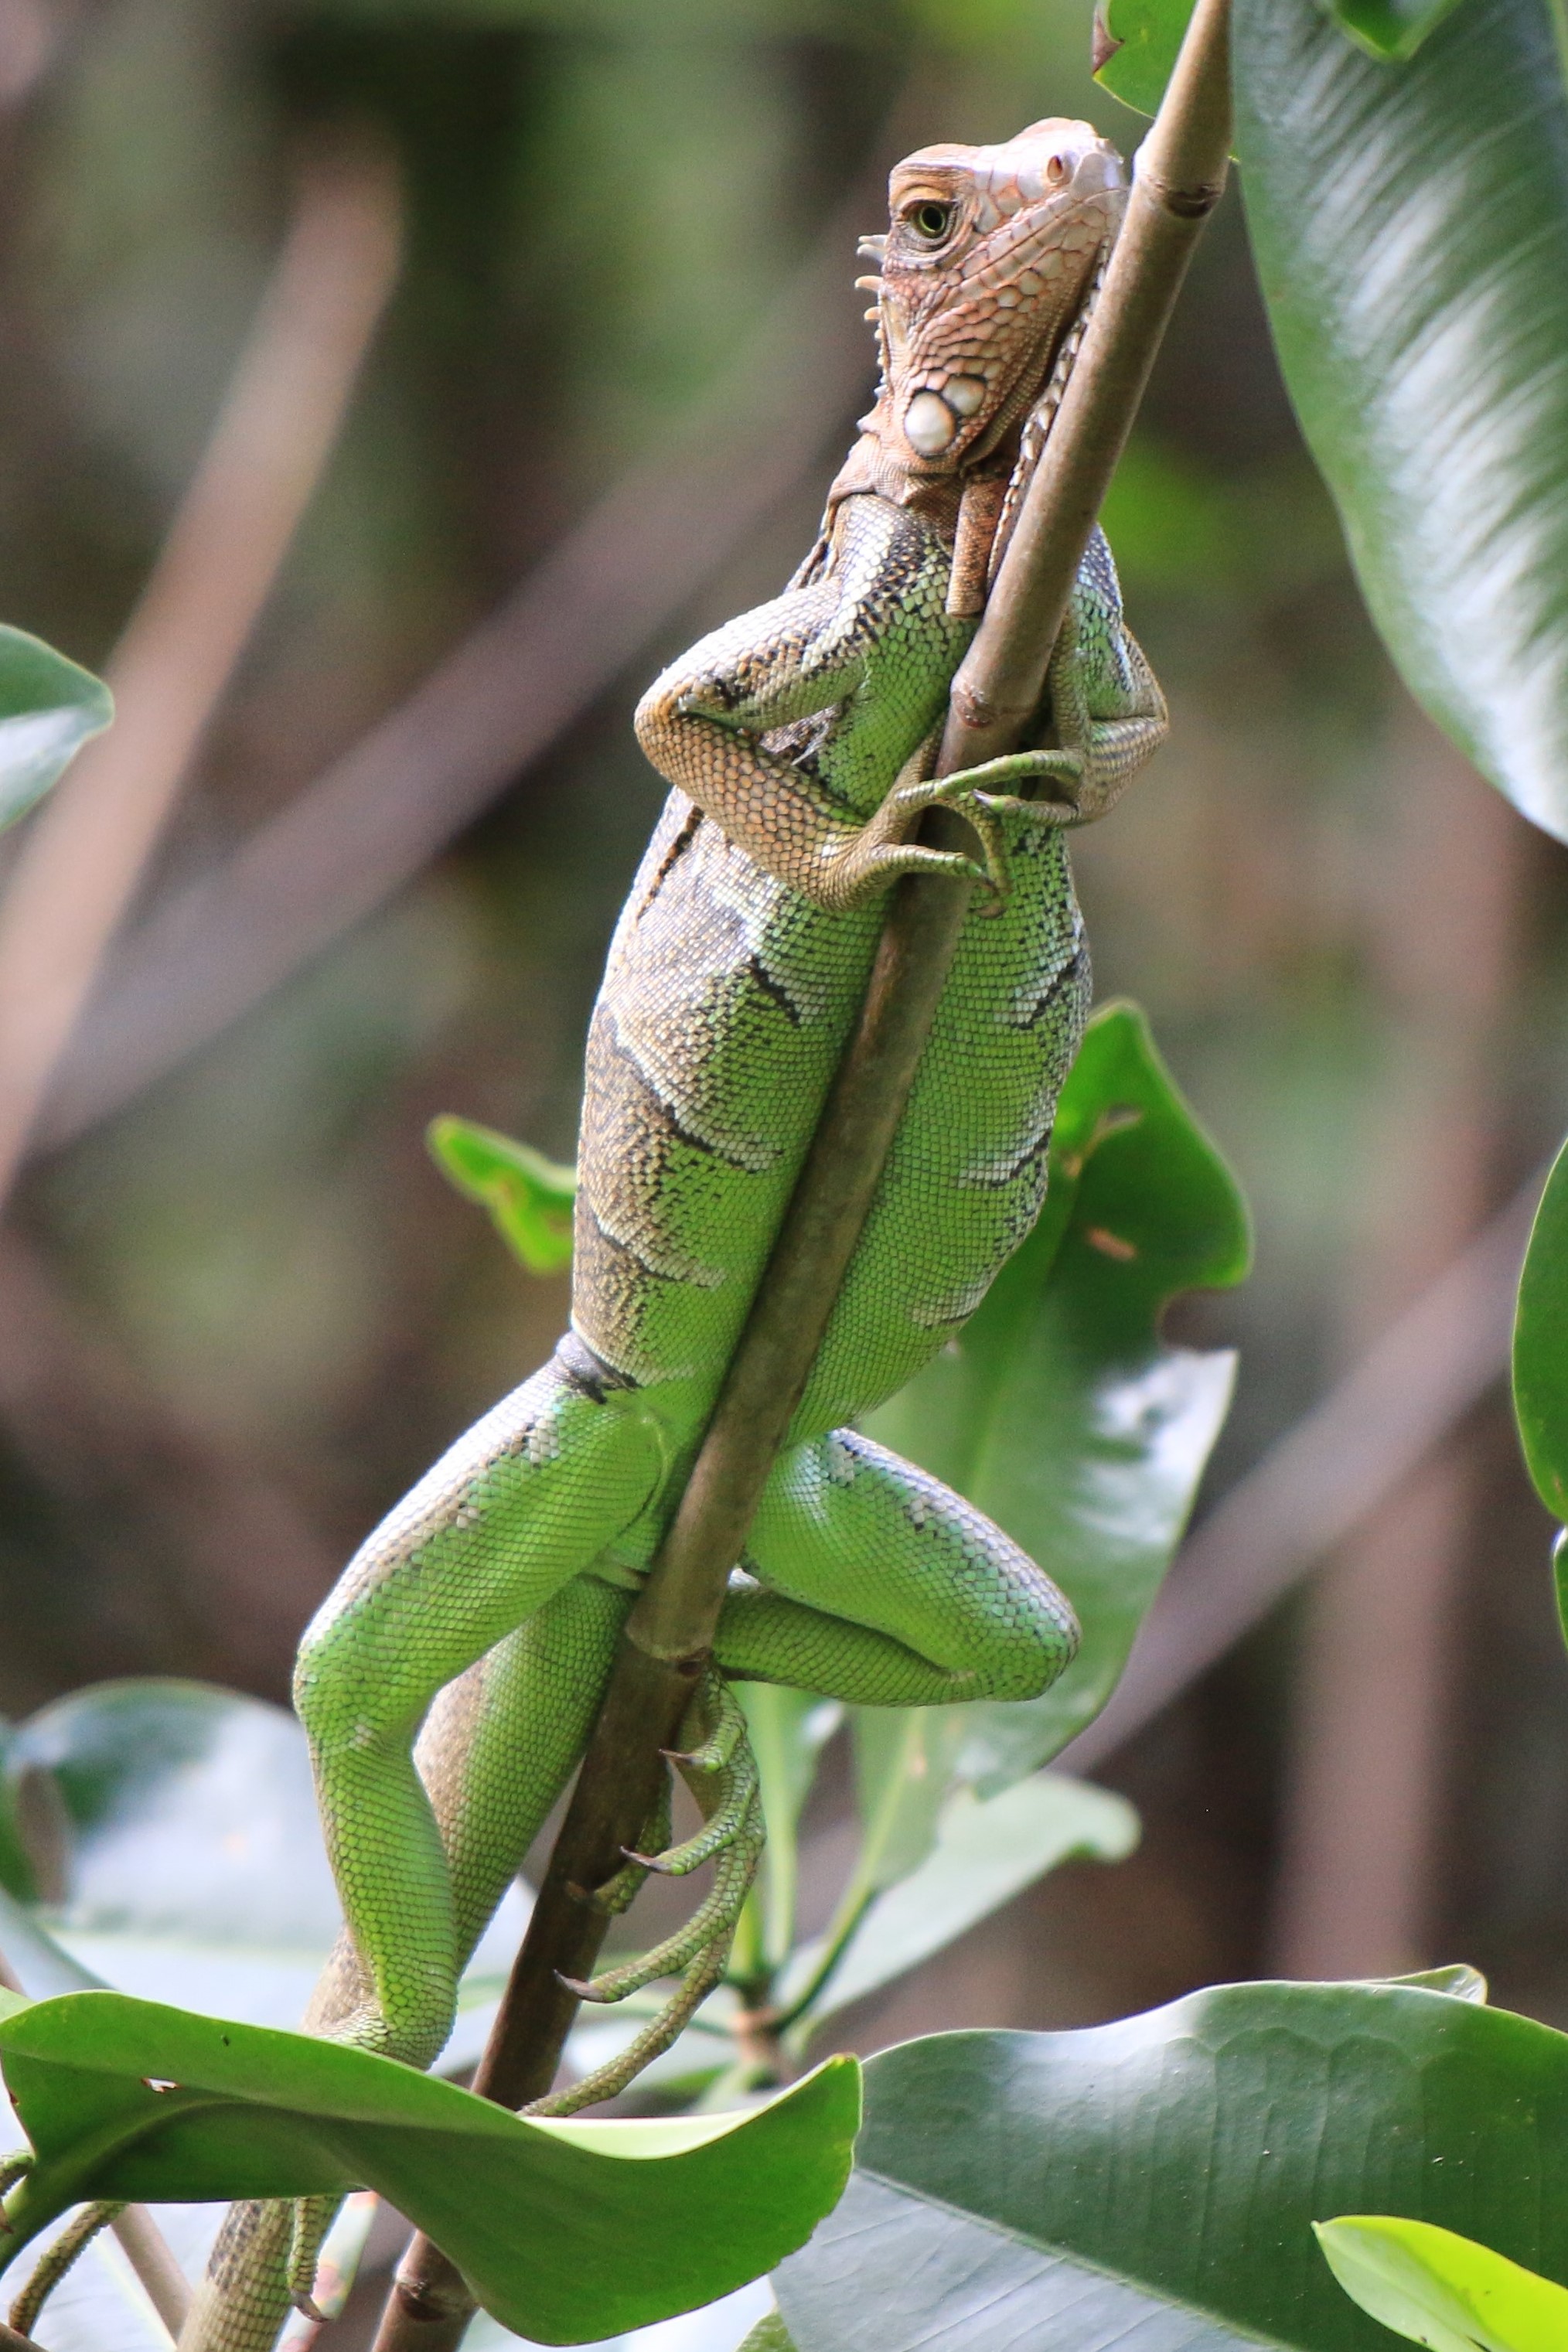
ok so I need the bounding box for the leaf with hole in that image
[0,1992,859,2345]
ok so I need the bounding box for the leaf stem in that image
[370,13,1232,2345]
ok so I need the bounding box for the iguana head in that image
[850,118,1126,496]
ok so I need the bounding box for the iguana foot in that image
[821,744,1082,907]
[537,1672,764,2114]
[9,2200,123,2337]
[892,747,1085,896]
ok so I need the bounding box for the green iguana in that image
[178,114,1166,2350]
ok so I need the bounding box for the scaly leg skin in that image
[715,1428,1079,1706]
[527,1428,1083,2123]
[186,1573,643,2349]
[291,1350,665,2074]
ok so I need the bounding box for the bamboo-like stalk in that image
[373,10,1232,2343]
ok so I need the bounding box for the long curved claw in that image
[629,1728,759,1879]
[564,1792,764,2003]
[591,1774,674,1916]
[668,1678,748,1776]
[532,1938,733,2119]
[546,1671,766,2105]
[10,2201,124,2338]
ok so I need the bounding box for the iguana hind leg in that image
[714,1427,1078,1703]
[292,1349,664,2072]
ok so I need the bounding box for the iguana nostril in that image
[905,390,958,453]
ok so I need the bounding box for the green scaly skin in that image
[179,117,1167,2350]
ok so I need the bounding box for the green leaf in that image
[847,1709,967,1900]
[1513,1138,1568,1525]
[0,1679,524,2056]
[779,1772,1137,2035]
[429,1116,577,1273]
[868,1000,1249,1786]
[1093,0,1193,118]
[736,2320,798,2352]
[1316,2216,1568,2352]
[0,627,111,830]
[1235,0,1568,837]
[0,1992,859,2346]
[8,1679,341,1952]
[1321,0,1466,60]
[773,1981,1568,2352]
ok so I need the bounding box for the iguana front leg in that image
[637,510,1164,912]
[635,496,988,911]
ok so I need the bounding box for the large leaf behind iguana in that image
[771,1978,1568,2352]
[868,997,1249,1784]
[1099,0,1568,841]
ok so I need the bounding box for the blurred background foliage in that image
[0,0,1565,2110]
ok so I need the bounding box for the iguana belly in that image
[571,788,1086,1432]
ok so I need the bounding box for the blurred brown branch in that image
[32,146,902,1155]
[0,138,402,1198]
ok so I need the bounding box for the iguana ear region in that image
[867,119,1127,479]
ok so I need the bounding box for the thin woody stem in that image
[372,14,1232,2346]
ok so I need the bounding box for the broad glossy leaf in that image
[8,1679,340,1951]
[0,627,111,830]
[0,1679,525,2036]
[868,1000,1249,1784]
[1316,2217,1568,2352]
[1093,0,1192,118]
[469,2279,776,2351]
[1235,0,1568,837]
[429,1116,577,1273]
[1512,1138,1568,1525]
[0,1992,859,2346]
[773,1981,1562,2352]
[779,1772,1137,2035]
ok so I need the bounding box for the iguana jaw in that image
[849,118,1126,507]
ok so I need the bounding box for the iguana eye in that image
[908,199,955,241]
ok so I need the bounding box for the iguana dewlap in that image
[179,117,1167,2352]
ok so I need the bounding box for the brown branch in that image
[0,138,401,1202]
[372,12,1234,2349]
